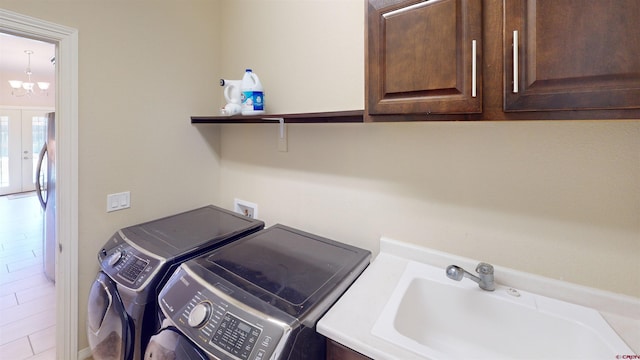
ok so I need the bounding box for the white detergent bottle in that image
[241,69,265,115]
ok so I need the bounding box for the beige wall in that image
[220,121,640,295]
[1,0,224,351]
[218,0,640,298]
[219,0,364,113]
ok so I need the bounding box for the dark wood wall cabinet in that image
[366,0,640,121]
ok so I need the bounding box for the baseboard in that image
[78,347,92,359]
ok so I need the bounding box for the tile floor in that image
[0,192,56,359]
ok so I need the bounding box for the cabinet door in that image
[367,0,482,115]
[504,0,640,112]
[326,339,372,360]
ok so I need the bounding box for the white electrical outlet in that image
[234,198,258,219]
[107,191,130,212]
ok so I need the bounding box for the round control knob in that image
[188,302,211,328]
[107,250,124,267]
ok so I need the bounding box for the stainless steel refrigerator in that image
[35,112,55,282]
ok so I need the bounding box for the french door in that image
[0,108,52,196]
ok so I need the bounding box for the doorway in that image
[0,32,56,359]
[1,8,79,360]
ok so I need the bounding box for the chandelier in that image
[8,50,50,97]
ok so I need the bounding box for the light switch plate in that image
[107,191,130,212]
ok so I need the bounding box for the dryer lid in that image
[196,224,371,318]
[120,205,264,259]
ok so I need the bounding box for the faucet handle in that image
[476,262,494,275]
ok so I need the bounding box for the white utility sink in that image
[372,260,633,359]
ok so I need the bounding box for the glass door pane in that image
[0,109,52,196]
[22,112,48,191]
[31,116,47,186]
[0,109,22,195]
[0,116,8,189]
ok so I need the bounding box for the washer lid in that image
[197,224,371,318]
[120,205,264,259]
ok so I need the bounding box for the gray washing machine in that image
[150,224,371,360]
[87,205,264,360]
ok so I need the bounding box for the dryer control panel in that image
[159,265,290,360]
[98,231,165,291]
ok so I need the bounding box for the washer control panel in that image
[159,266,287,360]
[98,231,163,291]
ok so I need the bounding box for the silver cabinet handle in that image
[472,40,477,98]
[513,30,519,93]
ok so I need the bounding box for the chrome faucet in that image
[446,262,495,291]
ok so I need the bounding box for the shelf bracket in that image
[262,117,287,152]
[262,117,285,138]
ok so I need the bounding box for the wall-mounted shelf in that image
[191,110,364,124]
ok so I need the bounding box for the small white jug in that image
[220,79,242,105]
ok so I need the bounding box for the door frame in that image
[0,9,79,360]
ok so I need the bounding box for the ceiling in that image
[0,32,56,81]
